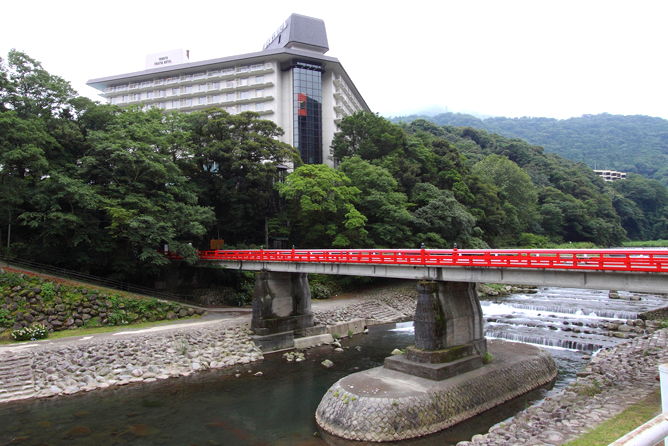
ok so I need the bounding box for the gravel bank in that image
[0,320,262,404]
[456,328,668,446]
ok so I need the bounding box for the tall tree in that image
[277,164,367,248]
[338,156,413,247]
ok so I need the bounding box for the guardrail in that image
[609,364,668,446]
[169,248,668,273]
[0,255,195,305]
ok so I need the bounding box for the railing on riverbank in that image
[610,364,668,446]
[171,248,668,273]
[0,255,196,306]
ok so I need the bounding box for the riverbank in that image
[0,316,260,404]
[1,282,667,446]
[455,327,668,445]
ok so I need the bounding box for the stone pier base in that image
[316,340,557,442]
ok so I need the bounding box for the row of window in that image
[106,65,271,92]
[333,75,363,112]
[109,89,266,104]
[141,101,267,113]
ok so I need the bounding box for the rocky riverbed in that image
[457,328,668,446]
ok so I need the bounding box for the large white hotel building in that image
[87,14,370,166]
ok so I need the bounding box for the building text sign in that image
[145,49,188,70]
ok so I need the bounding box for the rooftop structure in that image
[86,14,370,166]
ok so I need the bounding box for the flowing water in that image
[0,287,665,446]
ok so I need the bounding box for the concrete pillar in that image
[413,281,486,355]
[384,281,487,380]
[251,271,314,350]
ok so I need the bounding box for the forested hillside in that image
[2,50,668,287]
[390,113,668,185]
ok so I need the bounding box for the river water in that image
[0,287,665,446]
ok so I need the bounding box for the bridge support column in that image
[316,279,558,441]
[384,281,487,380]
[250,271,314,351]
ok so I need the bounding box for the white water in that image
[396,287,668,352]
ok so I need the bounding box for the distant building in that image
[594,169,627,182]
[86,14,370,166]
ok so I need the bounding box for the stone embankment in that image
[0,268,203,336]
[457,328,668,446]
[0,322,262,404]
[313,283,417,325]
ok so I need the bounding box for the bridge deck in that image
[169,249,668,293]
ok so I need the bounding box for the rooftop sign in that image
[263,20,288,50]
[145,49,188,70]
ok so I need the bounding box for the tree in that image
[186,109,301,245]
[78,106,215,278]
[338,156,413,247]
[471,155,538,233]
[331,112,407,162]
[409,183,480,248]
[277,164,367,248]
[3,49,76,120]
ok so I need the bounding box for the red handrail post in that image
[421,243,426,265]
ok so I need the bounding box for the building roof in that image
[263,14,329,53]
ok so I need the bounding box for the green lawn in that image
[564,390,662,446]
[622,240,668,248]
[0,316,200,345]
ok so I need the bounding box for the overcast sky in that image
[2,0,667,120]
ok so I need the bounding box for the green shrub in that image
[519,233,552,248]
[11,323,49,341]
[107,312,128,326]
[0,308,14,327]
[310,283,332,300]
[40,282,56,300]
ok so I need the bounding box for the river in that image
[0,286,665,446]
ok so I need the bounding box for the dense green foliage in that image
[0,50,298,283]
[391,112,668,185]
[3,51,668,288]
[0,270,195,336]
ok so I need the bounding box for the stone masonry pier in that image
[316,340,558,442]
[250,271,314,351]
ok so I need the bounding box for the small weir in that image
[481,287,668,352]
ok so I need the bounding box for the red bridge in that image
[184,248,668,273]
[168,247,668,294]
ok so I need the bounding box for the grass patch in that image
[563,389,661,446]
[0,316,200,345]
[623,240,668,248]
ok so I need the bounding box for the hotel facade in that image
[86,14,370,166]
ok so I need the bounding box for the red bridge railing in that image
[167,248,668,273]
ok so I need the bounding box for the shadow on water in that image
[0,322,585,446]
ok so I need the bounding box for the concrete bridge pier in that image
[316,280,558,442]
[384,281,487,380]
[250,271,314,351]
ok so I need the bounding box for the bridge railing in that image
[173,248,668,273]
[609,364,668,446]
